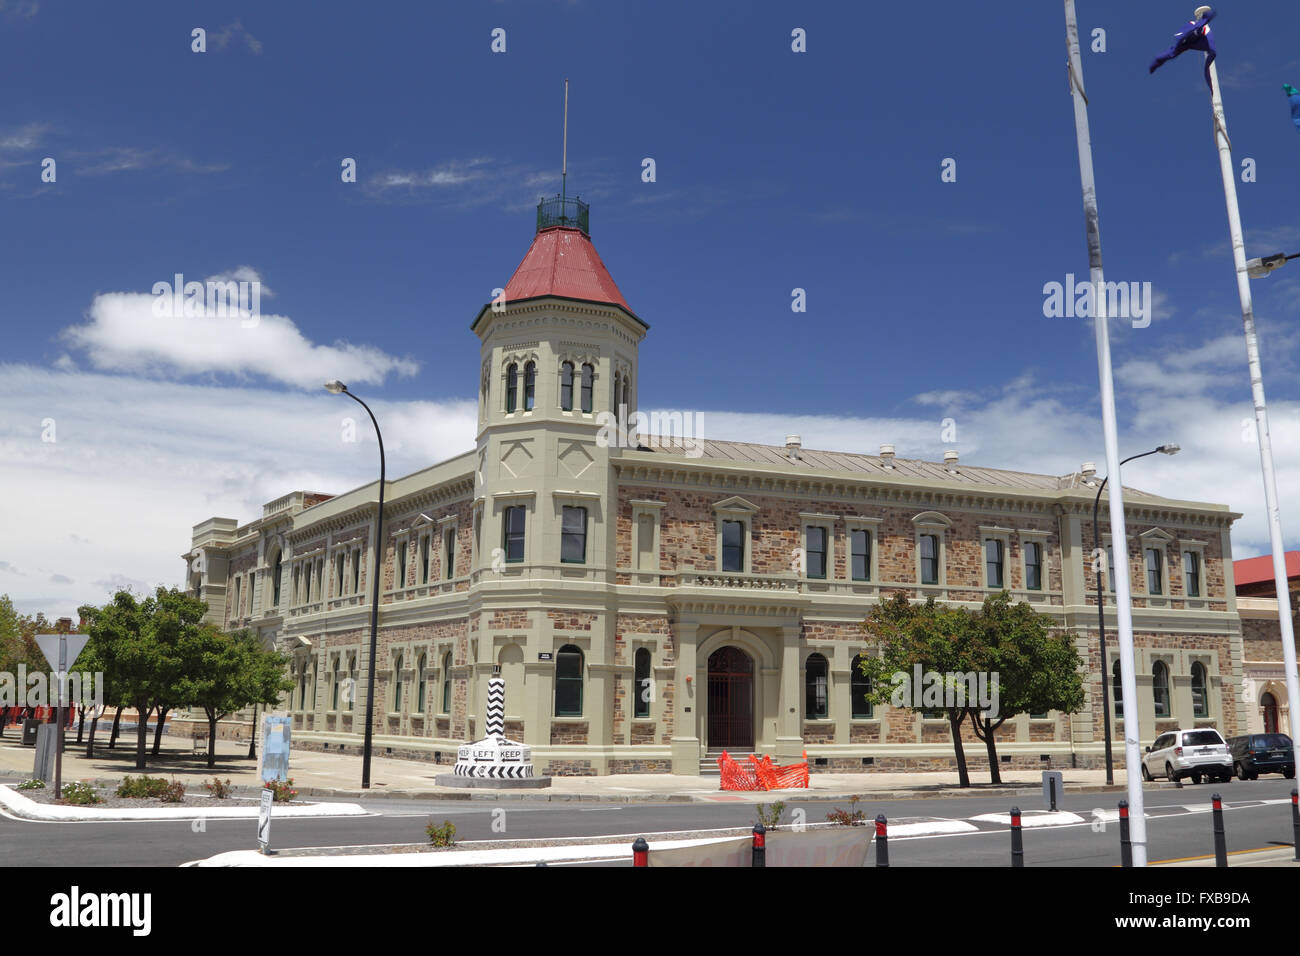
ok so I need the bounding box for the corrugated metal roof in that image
[503,226,634,315]
[640,436,1162,500]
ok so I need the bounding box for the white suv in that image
[1142,728,1232,784]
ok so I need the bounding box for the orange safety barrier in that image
[717,750,810,791]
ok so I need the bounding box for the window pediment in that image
[1139,527,1175,544]
[911,510,953,529]
[713,495,759,514]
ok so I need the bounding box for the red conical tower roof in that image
[502,225,635,316]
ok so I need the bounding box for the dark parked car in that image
[1227,733,1295,780]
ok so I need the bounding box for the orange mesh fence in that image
[717,750,810,791]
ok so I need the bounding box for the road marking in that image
[1149,845,1282,865]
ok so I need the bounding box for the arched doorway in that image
[707,646,754,750]
[1262,692,1279,734]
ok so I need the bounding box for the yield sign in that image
[34,633,91,671]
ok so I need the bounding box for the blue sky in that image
[3,0,1300,616]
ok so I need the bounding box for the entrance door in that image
[1262,692,1279,734]
[707,646,754,750]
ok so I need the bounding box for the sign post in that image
[258,787,273,853]
[33,633,90,798]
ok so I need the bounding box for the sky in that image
[2,0,1300,619]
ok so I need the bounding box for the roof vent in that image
[1081,462,1097,484]
[944,449,959,473]
[879,443,896,469]
[785,435,801,460]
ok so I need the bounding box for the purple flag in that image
[1149,7,1217,90]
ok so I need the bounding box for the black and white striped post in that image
[1291,789,1299,863]
[1010,807,1024,867]
[485,674,506,737]
[751,824,766,867]
[1118,800,1132,868]
[874,814,889,867]
[1211,793,1228,868]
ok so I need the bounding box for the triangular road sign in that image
[34,633,91,670]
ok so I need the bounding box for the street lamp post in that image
[325,380,386,790]
[1091,444,1180,786]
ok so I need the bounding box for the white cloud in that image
[60,271,417,390]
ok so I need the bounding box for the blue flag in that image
[1149,7,1217,90]
[1287,84,1300,132]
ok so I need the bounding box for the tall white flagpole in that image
[1206,54,1300,776]
[1065,0,1149,865]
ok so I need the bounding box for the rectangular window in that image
[851,529,871,582]
[560,362,574,411]
[636,514,655,570]
[352,548,361,595]
[985,538,1004,589]
[503,506,526,563]
[920,534,939,585]
[398,539,407,590]
[1107,545,1117,592]
[806,526,828,579]
[1025,541,1043,591]
[1184,550,1201,598]
[247,574,254,614]
[561,506,588,563]
[233,578,241,617]
[721,520,744,572]
[444,528,456,579]
[420,535,430,584]
[1146,547,1163,595]
[336,553,345,594]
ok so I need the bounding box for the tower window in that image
[581,363,594,414]
[561,506,587,563]
[503,506,526,563]
[560,361,574,411]
[505,363,518,413]
[524,361,536,411]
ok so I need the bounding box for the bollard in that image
[1292,790,1299,863]
[874,814,889,868]
[632,837,648,868]
[1118,800,1132,868]
[1211,794,1227,868]
[1010,807,1024,867]
[1049,775,1057,812]
[752,824,766,868]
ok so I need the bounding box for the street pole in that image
[1066,0,1148,864]
[53,634,66,796]
[1205,56,1300,777]
[326,382,386,789]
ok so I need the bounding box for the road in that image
[2,776,1295,866]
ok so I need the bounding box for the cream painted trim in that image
[912,510,953,528]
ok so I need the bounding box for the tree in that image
[177,626,292,769]
[77,587,205,769]
[859,593,982,787]
[965,592,1086,784]
[0,596,53,737]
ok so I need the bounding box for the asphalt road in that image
[2,776,1296,866]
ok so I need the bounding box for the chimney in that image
[1081,462,1097,484]
[879,443,895,468]
[943,449,959,473]
[785,435,801,460]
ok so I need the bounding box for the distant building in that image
[182,199,1250,774]
[1234,551,1300,735]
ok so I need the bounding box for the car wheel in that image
[1286,767,1296,780]
[1142,764,1152,782]
[1191,771,1203,785]
[1234,762,1245,780]
[1166,762,1178,782]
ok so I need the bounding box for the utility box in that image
[1042,770,1064,810]
[33,723,57,781]
[21,719,41,746]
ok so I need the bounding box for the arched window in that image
[393,653,403,712]
[805,653,829,720]
[613,371,622,417]
[1112,659,1123,719]
[621,377,630,417]
[416,654,427,713]
[441,652,452,714]
[634,647,652,719]
[272,552,282,606]
[505,363,518,413]
[352,547,361,595]
[851,654,873,719]
[581,363,594,414]
[299,564,307,603]
[523,361,536,410]
[555,644,584,717]
[1191,661,1208,718]
[1152,660,1170,717]
[560,361,574,411]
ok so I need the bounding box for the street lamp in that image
[324,380,386,789]
[1091,443,1180,786]
[1246,252,1300,280]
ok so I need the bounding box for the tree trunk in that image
[151,706,170,755]
[135,706,149,769]
[983,723,1002,785]
[109,708,123,749]
[76,706,86,745]
[86,715,99,759]
[207,712,219,769]
[948,710,970,787]
[0,706,6,738]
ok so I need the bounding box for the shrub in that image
[203,778,234,800]
[117,775,169,799]
[426,819,457,847]
[61,781,101,805]
[826,796,867,826]
[754,801,787,831]
[159,780,186,803]
[264,777,297,803]
[15,778,45,791]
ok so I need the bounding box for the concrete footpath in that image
[0,730,1146,804]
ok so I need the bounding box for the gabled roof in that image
[1234,551,1300,589]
